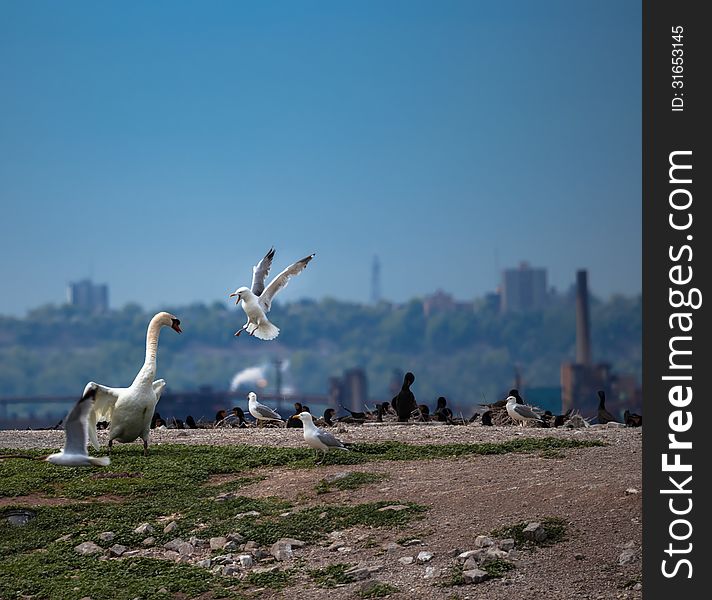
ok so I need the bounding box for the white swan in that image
[85,312,182,455]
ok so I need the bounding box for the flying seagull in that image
[505,395,547,428]
[247,391,283,425]
[229,247,315,340]
[297,411,350,464]
[46,387,111,467]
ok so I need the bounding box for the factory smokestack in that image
[575,270,591,365]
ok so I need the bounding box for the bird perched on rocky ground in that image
[553,408,573,427]
[506,395,548,427]
[297,412,350,464]
[596,390,619,424]
[247,392,283,426]
[624,409,642,427]
[392,372,416,422]
[46,387,111,467]
[229,247,315,340]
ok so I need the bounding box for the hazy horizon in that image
[1,1,641,316]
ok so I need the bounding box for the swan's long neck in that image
[133,316,164,386]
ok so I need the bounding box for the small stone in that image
[377,504,409,512]
[188,536,203,547]
[474,535,494,548]
[401,538,422,546]
[253,549,269,560]
[227,532,245,543]
[344,566,371,581]
[328,541,343,552]
[625,488,640,495]
[383,542,401,552]
[75,542,103,556]
[447,548,462,558]
[98,532,115,542]
[623,540,636,549]
[499,538,516,551]
[198,559,212,569]
[209,537,228,550]
[575,553,585,560]
[56,534,73,543]
[279,538,306,548]
[237,554,253,568]
[223,541,239,551]
[633,583,642,591]
[163,521,178,534]
[243,540,259,551]
[212,554,234,564]
[367,564,384,573]
[484,548,509,562]
[327,531,344,540]
[158,589,167,595]
[337,546,352,553]
[463,556,480,571]
[221,565,240,576]
[163,538,184,552]
[270,540,293,561]
[417,551,434,563]
[424,566,440,579]
[618,549,637,565]
[399,556,414,565]
[163,550,180,561]
[463,568,489,584]
[325,472,350,483]
[133,523,153,535]
[178,542,194,556]
[235,511,260,518]
[523,522,547,543]
[458,550,481,562]
[108,544,127,557]
[142,537,156,547]
[122,550,141,558]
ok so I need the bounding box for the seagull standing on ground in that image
[229,248,315,340]
[46,387,111,467]
[505,395,547,428]
[297,412,350,464]
[247,392,283,426]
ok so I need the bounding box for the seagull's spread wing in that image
[259,253,315,312]
[63,393,94,456]
[315,428,346,449]
[251,247,276,296]
[513,404,541,420]
[255,403,282,420]
[84,382,122,449]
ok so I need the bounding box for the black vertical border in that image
[643,0,710,598]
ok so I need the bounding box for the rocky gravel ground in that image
[0,423,642,599]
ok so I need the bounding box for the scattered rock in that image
[122,550,141,558]
[227,532,245,544]
[377,504,409,512]
[401,538,422,546]
[163,550,180,561]
[223,541,239,552]
[424,566,440,579]
[575,553,585,560]
[270,540,293,561]
[523,522,547,543]
[324,472,350,483]
[417,551,434,563]
[458,550,481,562]
[618,549,638,565]
[344,566,371,581]
[142,537,156,547]
[209,537,228,550]
[108,544,127,557]
[243,540,259,551]
[237,554,253,568]
[474,535,495,548]
[383,542,401,552]
[178,542,194,557]
[55,534,73,543]
[235,511,260,519]
[98,532,115,542]
[499,538,516,551]
[633,583,642,591]
[212,555,234,565]
[164,539,184,552]
[398,556,414,565]
[280,538,305,548]
[74,542,103,556]
[463,556,480,571]
[463,568,489,584]
[484,548,510,562]
[133,523,153,535]
[253,549,270,560]
[221,565,240,576]
[625,488,640,495]
[163,521,178,534]
[198,559,211,569]
[337,546,352,554]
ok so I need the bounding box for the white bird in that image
[297,411,350,463]
[46,387,111,467]
[505,395,546,427]
[229,248,315,340]
[247,391,283,425]
[85,312,182,455]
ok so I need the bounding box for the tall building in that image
[67,279,109,313]
[500,262,548,313]
[371,255,381,304]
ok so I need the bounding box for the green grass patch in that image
[315,472,387,494]
[491,516,568,547]
[358,581,400,598]
[482,558,515,578]
[243,568,294,590]
[308,563,355,588]
[440,564,465,587]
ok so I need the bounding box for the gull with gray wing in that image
[297,411,350,463]
[506,395,547,427]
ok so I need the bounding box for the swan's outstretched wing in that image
[259,253,315,312]
[251,247,276,296]
[83,382,122,449]
[63,391,94,456]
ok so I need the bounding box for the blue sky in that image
[0,0,641,316]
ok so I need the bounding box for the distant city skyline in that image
[0,1,641,316]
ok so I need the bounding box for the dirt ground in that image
[0,424,642,599]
